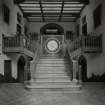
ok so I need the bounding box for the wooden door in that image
[4,60,12,82]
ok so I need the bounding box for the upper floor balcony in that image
[67,35,102,56]
[2,34,35,58]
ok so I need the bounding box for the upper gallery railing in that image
[2,34,35,53]
[69,35,102,53]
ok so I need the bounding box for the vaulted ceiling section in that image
[14,0,89,22]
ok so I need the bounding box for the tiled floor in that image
[0,83,105,105]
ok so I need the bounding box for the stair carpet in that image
[26,55,82,90]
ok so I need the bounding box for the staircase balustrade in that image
[30,42,41,82]
[69,35,102,53]
[2,34,35,53]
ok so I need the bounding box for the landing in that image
[0,83,105,105]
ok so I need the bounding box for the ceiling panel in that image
[18,0,88,22]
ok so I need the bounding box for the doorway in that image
[4,60,12,82]
[17,56,26,83]
[78,55,87,82]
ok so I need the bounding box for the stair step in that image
[25,82,82,90]
[36,66,70,69]
[36,78,71,82]
[36,75,71,78]
[38,60,70,64]
[36,69,71,72]
[35,73,71,77]
[40,59,67,61]
[31,55,73,89]
[36,71,72,74]
[37,63,69,66]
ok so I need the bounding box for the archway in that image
[17,56,26,83]
[40,23,64,56]
[40,23,64,35]
[78,55,87,82]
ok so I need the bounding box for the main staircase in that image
[26,55,82,90]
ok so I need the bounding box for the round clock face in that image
[47,40,59,52]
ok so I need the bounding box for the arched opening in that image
[78,55,87,82]
[40,23,64,35]
[40,23,64,56]
[17,56,26,83]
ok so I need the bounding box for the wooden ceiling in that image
[15,0,89,22]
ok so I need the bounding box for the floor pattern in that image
[0,83,105,105]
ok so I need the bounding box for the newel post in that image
[72,59,78,83]
[78,65,82,83]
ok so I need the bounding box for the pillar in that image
[78,65,82,83]
[30,61,36,82]
[72,59,78,83]
[24,65,28,83]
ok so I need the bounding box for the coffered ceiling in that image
[15,0,89,22]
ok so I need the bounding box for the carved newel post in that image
[24,64,28,83]
[72,59,78,83]
[78,65,82,83]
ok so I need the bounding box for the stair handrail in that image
[30,42,41,81]
[2,34,35,53]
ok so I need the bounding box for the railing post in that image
[2,34,5,53]
[19,35,24,47]
[81,35,85,49]
[72,59,78,83]
[99,34,102,51]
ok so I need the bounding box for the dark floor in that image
[0,82,105,105]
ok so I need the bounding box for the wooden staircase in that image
[25,55,82,90]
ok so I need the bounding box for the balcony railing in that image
[69,35,102,53]
[2,34,35,57]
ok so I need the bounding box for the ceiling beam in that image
[78,0,89,4]
[15,0,89,4]
[17,0,89,22]
[24,13,80,17]
[16,0,89,3]
[28,20,75,22]
[39,1,45,22]
[14,0,25,4]
[59,1,64,22]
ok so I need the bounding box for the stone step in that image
[36,66,70,69]
[37,63,70,66]
[33,56,73,88]
[25,82,82,90]
[35,73,72,77]
[38,60,69,64]
[36,75,71,78]
[41,55,63,58]
[36,78,71,82]
[35,69,71,74]
[39,58,67,61]
[28,81,73,85]
[36,68,71,72]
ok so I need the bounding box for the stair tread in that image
[33,55,72,87]
[25,82,82,89]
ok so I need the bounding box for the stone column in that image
[30,61,36,83]
[72,59,78,83]
[30,63,34,81]
[24,64,28,83]
[78,65,82,83]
